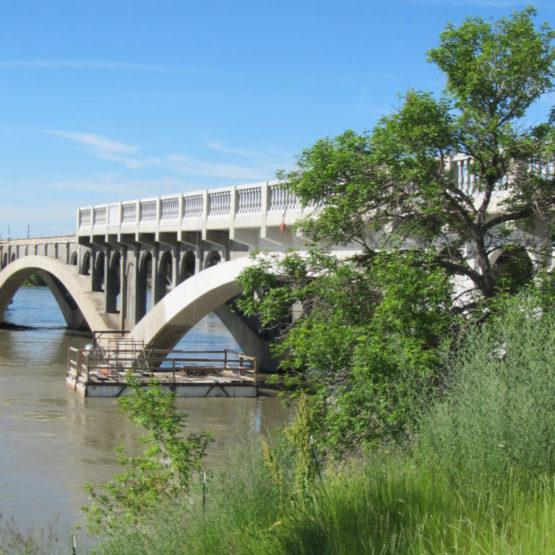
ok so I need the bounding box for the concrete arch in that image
[0,255,109,332]
[127,256,252,350]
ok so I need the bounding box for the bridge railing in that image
[77,181,304,236]
[76,156,554,237]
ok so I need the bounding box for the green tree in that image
[240,8,553,453]
[239,251,454,452]
[83,375,211,533]
[284,7,553,302]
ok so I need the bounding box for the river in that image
[0,286,288,534]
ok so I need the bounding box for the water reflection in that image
[0,287,288,531]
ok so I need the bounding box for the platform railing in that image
[67,347,258,386]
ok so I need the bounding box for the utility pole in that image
[27,224,30,238]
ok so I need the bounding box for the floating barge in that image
[67,341,259,398]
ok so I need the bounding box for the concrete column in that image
[151,246,160,308]
[215,304,279,372]
[126,248,140,329]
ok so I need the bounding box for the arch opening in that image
[204,250,221,269]
[0,263,94,331]
[157,251,174,301]
[106,252,121,313]
[80,251,91,276]
[179,250,196,283]
[70,252,78,266]
[92,251,105,292]
[137,251,152,321]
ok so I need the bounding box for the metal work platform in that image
[66,341,258,398]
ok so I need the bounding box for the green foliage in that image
[22,273,46,287]
[94,441,555,555]
[239,250,454,452]
[418,287,555,485]
[261,394,321,507]
[283,8,554,301]
[93,286,555,554]
[83,374,211,533]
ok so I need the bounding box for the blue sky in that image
[0,0,553,236]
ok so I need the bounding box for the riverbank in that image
[93,451,555,554]
[90,289,555,554]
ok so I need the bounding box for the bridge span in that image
[1,160,553,371]
[0,181,320,370]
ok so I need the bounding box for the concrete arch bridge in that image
[0,164,553,370]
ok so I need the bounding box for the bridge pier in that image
[214,304,279,372]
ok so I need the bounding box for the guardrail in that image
[77,181,303,235]
[76,157,554,237]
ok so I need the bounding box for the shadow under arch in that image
[0,256,109,332]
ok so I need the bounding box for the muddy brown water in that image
[0,286,289,534]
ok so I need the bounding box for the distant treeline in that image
[23,273,46,286]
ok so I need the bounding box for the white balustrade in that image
[79,208,92,227]
[160,197,179,221]
[93,206,107,226]
[122,202,137,224]
[269,184,299,211]
[453,157,475,195]
[208,191,231,217]
[78,181,305,235]
[108,204,120,226]
[183,194,203,219]
[140,200,157,223]
[237,187,262,214]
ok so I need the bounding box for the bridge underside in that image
[0,231,292,371]
[1,216,551,373]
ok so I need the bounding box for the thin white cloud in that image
[163,154,274,180]
[206,140,294,162]
[46,130,291,181]
[0,59,214,75]
[46,130,138,155]
[45,130,141,167]
[206,141,261,158]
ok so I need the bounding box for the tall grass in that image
[94,454,555,554]
[418,291,555,484]
[94,290,555,554]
